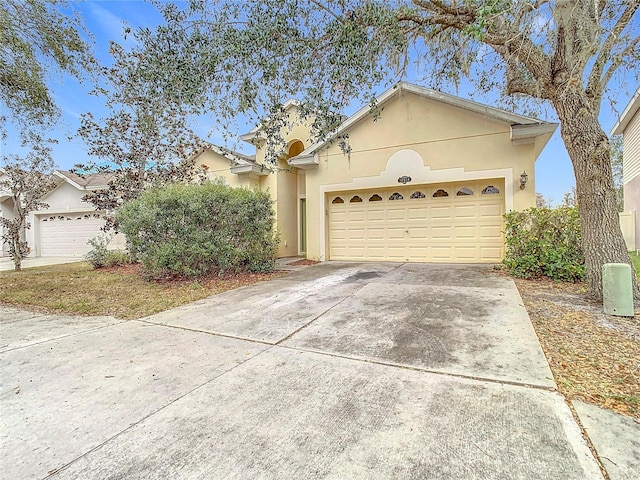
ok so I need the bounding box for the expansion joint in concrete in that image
[43,345,271,479]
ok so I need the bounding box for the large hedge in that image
[503,207,585,282]
[117,183,278,278]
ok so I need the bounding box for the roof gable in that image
[191,145,257,167]
[239,99,302,143]
[299,82,556,158]
[54,170,113,190]
[611,87,640,136]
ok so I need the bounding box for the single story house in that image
[1,170,122,258]
[195,82,557,263]
[612,87,639,251]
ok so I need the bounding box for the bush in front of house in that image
[503,207,585,282]
[85,234,131,268]
[116,183,278,278]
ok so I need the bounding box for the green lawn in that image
[0,262,283,319]
[630,251,640,279]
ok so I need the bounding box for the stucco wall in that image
[302,91,538,260]
[194,150,253,188]
[252,110,314,257]
[41,181,95,212]
[0,197,16,257]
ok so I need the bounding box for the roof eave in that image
[611,87,640,136]
[230,163,271,177]
[510,123,559,143]
[288,154,318,169]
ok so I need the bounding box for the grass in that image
[0,262,285,320]
[630,251,640,278]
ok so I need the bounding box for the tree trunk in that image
[12,235,22,271]
[553,91,639,303]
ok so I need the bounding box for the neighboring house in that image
[1,169,122,258]
[612,87,640,251]
[0,168,15,257]
[195,82,557,263]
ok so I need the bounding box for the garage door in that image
[39,213,105,257]
[328,179,504,263]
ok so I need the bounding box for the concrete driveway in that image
[1,262,603,479]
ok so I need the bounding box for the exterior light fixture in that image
[520,171,529,190]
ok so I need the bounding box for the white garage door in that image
[39,213,105,257]
[329,180,505,263]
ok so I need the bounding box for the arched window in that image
[369,194,382,202]
[287,140,305,158]
[350,195,363,203]
[482,185,500,194]
[457,187,473,196]
[433,189,449,197]
[389,192,404,200]
[410,191,426,199]
[331,197,344,204]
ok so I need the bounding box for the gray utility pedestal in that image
[602,263,634,317]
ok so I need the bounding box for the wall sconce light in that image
[520,171,529,190]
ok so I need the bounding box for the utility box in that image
[602,263,634,317]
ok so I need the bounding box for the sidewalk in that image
[0,256,84,272]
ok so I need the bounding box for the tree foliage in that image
[125,0,639,299]
[535,192,552,208]
[75,42,204,230]
[0,0,94,129]
[0,145,56,270]
[610,135,624,212]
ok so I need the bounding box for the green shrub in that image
[503,207,585,282]
[103,250,131,267]
[116,183,278,278]
[85,235,131,268]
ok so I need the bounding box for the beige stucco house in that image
[612,87,640,251]
[195,82,557,263]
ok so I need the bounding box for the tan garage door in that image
[328,180,504,263]
[40,213,105,257]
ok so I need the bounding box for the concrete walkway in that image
[0,256,83,271]
[0,262,625,479]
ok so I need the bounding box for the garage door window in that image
[457,187,473,196]
[350,195,363,203]
[369,194,383,202]
[332,197,344,204]
[482,185,500,194]
[389,192,403,200]
[410,191,425,199]
[433,189,449,197]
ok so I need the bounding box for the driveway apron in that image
[0,262,602,479]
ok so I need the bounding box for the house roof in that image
[54,170,114,190]
[611,87,640,136]
[192,144,257,166]
[296,82,557,160]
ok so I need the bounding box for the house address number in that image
[398,175,412,184]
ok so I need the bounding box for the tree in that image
[126,0,640,300]
[75,43,203,230]
[561,187,578,208]
[610,135,624,212]
[535,193,552,209]
[0,0,94,130]
[0,144,56,271]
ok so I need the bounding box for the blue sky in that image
[1,0,636,205]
